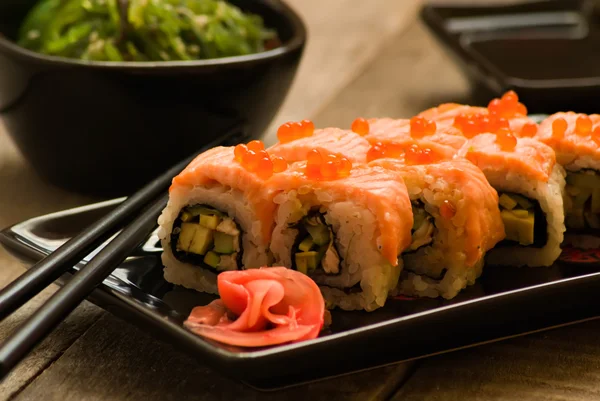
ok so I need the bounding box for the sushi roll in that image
[535,113,600,242]
[369,158,505,299]
[363,116,467,161]
[267,150,414,311]
[456,131,566,267]
[157,142,282,294]
[268,120,370,163]
[418,91,537,137]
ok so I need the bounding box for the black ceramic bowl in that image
[0,0,306,197]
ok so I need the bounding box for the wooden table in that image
[2,1,600,399]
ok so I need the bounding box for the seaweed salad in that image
[17,0,280,62]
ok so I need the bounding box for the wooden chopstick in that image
[0,193,168,379]
[0,124,243,321]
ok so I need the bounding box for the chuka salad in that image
[17,0,280,62]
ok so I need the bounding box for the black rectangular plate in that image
[3,193,600,391]
[420,0,600,114]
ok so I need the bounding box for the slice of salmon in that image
[184,267,325,347]
[267,127,370,163]
[457,134,556,183]
[268,162,414,266]
[170,146,278,244]
[369,158,504,267]
[419,103,534,136]
[536,112,600,168]
[364,117,467,161]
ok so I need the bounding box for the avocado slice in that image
[567,172,600,189]
[299,237,315,252]
[305,223,330,246]
[188,225,214,255]
[203,251,221,268]
[200,214,221,230]
[592,188,600,214]
[501,210,534,246]
[176,222,198,252]
[566,208,586,230]
[180,211,194,222]
[571,186,593,208]
[511,209,529,218]
[214,232,235,254]
[510,194,533,209]
[498,193,517,210]
[295,251,319,275]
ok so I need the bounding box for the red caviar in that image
[366,142,404,162]
[440,200,456,220]
[277,120,315,144]
[593,127,600,146]
[404,144,440,165]
[453,113,509,138]
[495,128,517,151]
[234,141,288,178]
[519,123,538,138]
[305,149,352,180]
[488,90,528,118]
[410,116,436,138]
[351,117,370,136]
[552,118,568,139]
[272,156,288,173]
[247,140,265,152]
[575,115,593,136]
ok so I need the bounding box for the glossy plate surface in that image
[2,196,600,390]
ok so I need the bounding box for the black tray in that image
[2,196,600,391]
[420,0,600,113]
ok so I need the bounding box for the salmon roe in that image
[367,142,442,165]
[234,141,288,179]
[410,116,436,138]
[440,200,456,220]
[351,117,370,136]
[487,90,528,118]
[453,113,509,138]
[277,119,315,144]
[366,142,405,162]
[575,115,593,136]
[552,118,568,139]
[519,122,538,138]
[404,144,441,165]
[305,149,352,180]
[495,127,517,151]
[593,127,600,146]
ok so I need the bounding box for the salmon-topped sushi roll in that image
[157,141,282,294]
[535,112,600,236]
[268,150,413,311]
[363,116,467,161]
[419,91,537,138]
[267,120,370,163]
[457,130,566,267]
[369,158,504,300]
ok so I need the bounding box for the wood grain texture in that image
[0,120,105,400]
[391,320,600,401]
[261,0,422,146]
[14,314,413,401]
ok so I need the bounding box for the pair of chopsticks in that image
[0,126,243,379]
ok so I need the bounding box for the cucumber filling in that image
[171,204,242,272]
[565,170,600,231]
[497,192,547,248]
[409,202,434,252]
[292,211,340,276]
